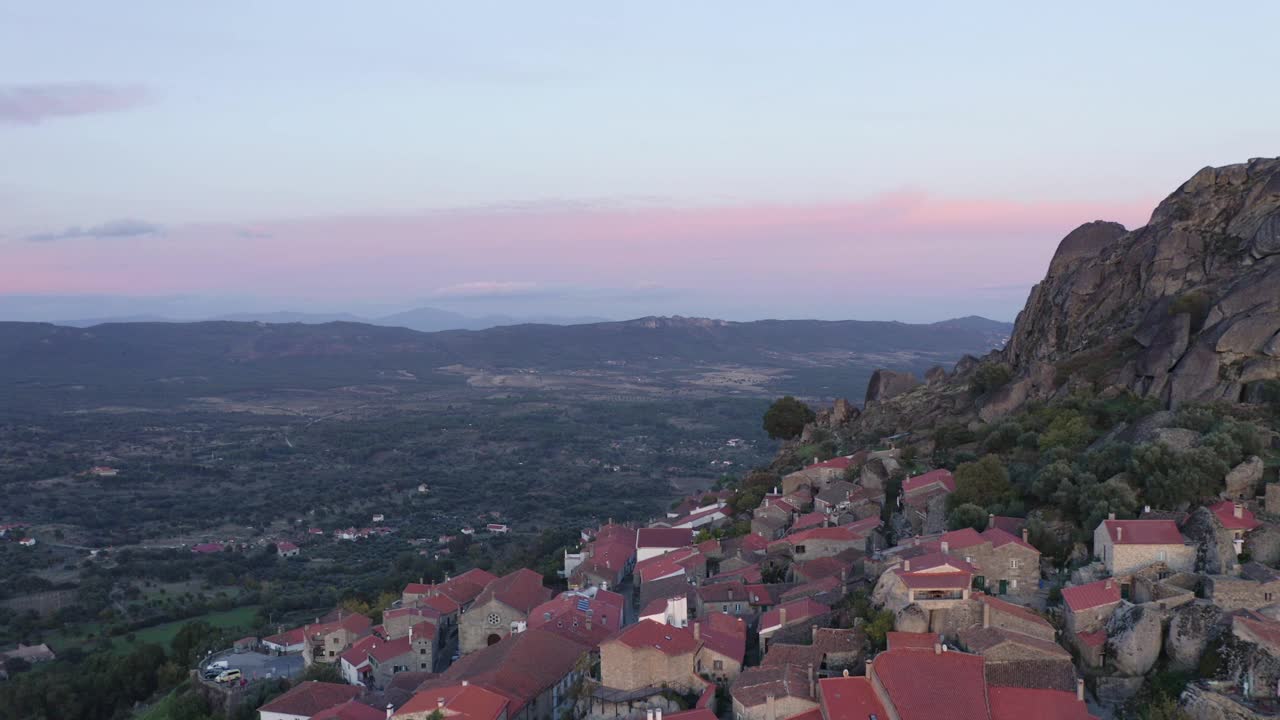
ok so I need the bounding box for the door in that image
[998,579,1008,595]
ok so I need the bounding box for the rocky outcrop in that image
[1224,456,1265,500]
[924,366,947,386]
[1166,602,1224,671]
[864,369,919,405]
[1182,684,1269,720]
[893,603,930,633]
[846,158,1280,433]
[859,457,899,491]
[1107,603,1164,676]
[1184,506,1235,575]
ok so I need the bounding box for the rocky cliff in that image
[847,157,1280,433]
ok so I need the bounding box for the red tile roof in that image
[778,525,867,547]
[977,595,1053,634]
[610,619,699,656]
[277,541,300,552]
[474,568,552,614]
[901,551,978,574]
[417,628,586,714]
[1077,630,1107,648]
[418,593,461,615]
[982,527,1037,552]
[696,612,747,664]
[792,556,851,582]
[902,469,955,496]
[791,512,827,532]
[886,632,941,650]
[730,664,816,707]
[958,626,1070,659]
[1102,519,1184,545]
[1061,579,1122,613]
[873,647,988,720]
[809,456,855,470]
[637,527,694,549]
[760,598,829,632]
[989,516,1026,535]
[818,676,887,720]
[707,563,763,585]
[397,683,509,720]
[781,576,844,604]
[666,711,719,720]
[527,590,624,647]
[339,634,380,668]
[988,687,1095,720]
[312,700,386,720]
[258,681,362,717]
[697,579,749,604]
[635,548,701,583]
[1210,500,1262,531]
[936,527,986,550]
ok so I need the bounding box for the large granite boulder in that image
[1224,456,1265,500]
[894,603,930,634]
[830,398,858,426]
[859,457,899,491]
[865,370,919,405]
[1166,602,1224,671]
[1107,603,1163,676]
[924,366,948,386]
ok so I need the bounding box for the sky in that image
[2,2,1278,322]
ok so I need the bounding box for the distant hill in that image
[0,315,1010,406]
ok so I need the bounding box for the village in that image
[192,425,1280,720]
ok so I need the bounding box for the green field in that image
[47,605,262,656]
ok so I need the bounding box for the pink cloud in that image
[0,192,1154,303]
[0,83,151,125]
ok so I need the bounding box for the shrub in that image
[950,455,1014,509]
[763,397,816,440]
[970,363,1013,397]
[947,503,988,531]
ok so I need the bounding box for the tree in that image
[1038,411,1095,452]
[762,397,815,440]
[1131,443,1227,509]
[302,661,342,683]
[947,503,988,531]
[950,455,1013,509]
[969,363,1013,396]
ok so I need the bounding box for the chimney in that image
[409,625,413,643]
[1117,526,1123,542]
[1235,503,1244,519]
[811,624,819,643]
[988,513,995,530]
[1022,528,1029,543]
[386,703,394,720]
[904,559,911,572]
[865,658,875,685]
[1077,678,1085,702]
[647,710,655,720]
[1108,512,1116,521]
[933,643,942,655]
[941,541,950,554]
[982,601,990,629]
[437,698,445,709]
[808,664,815,698]
[693,623,700,641]
[780,607,788,626]
[462,680,468,686]
[1105,579,1113,590]
[656,709,662,720]
[766,694,777,720]
[842,669,849,677]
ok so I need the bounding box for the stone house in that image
[758,599,830,651]
[401,568,499,612]
[1205,562,1280,612]
[636,528,694,563]
[761,626,865,678]
[1227,610,1280,700]
[872,552,975,617]
[459,569,553,654]
[693,612,747,683]
[301,612,374,665]
[976,595,1057,643]
[769,521,876,562]
[368,626,437,689]
[1061,578,1122,667]
[696,580,754,618]
[383,606,442,640]
[1092,517,1196,577]
[898,469,955,534]
[781,456,855,495]
[599,620,702,694]
[257,682,364,720]
[957,626,1071,663]
[813,481,857,515]
[729,664,819,720]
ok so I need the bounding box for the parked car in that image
[215,669,242,684]
[206,660,229,672]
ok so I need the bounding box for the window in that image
[713,660,724,670]
[1266,592,1274,602]
[795,545,806,555]
[420,649,427,654]
[1009,558,1019,570]
[421,662,428,669]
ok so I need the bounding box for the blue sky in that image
[2,2,1277,321]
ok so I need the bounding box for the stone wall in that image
[600,643,698,693]
[1206,576,1280,613]
[460,599,526,655]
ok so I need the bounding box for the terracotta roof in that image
[1241,561,1280,583]
[636,548,701,583]
[790,512,825,530]
[936,528,986,550]
[698,580,749,604]
[872,647,988,720]
[779,525,867,547]
[610,619,699,656]
[313,700,387,720]
[981,527,1037,552]
[898,572,972,590]
[277,541,300,552]
[761,599,829,632]
[746,583,787,607]
[817,676,887,720]
[1234,612,1280,653]
[902,469,955,496]
[404,582,432,596]
[762,643,825,669]
[988,515,1024,534]
[816,480,857,506]
[730,664,816,708]
[707,563,763,585]
[958,627,1070,659]
[665,711,719,720]
[1210,500,1262,531]
[258,681,362,717]
[419,594,461,615]
[339,635,380,668]
[474,568,552,614]
[977,595,1053,634]
[368,633,418,663]
[1075,630,1107,648]
[886,632,941,650]
[416,629,585,713]
[527,589,624,647]
[988,687,1094,720]
[396,683,509,720]
[984,658,1079,692]
[1061,579,1121,613]
[809,456,855,470]
[264,627,306,647]
[696,612,747,663]
[793,556,852,582]
[636,527,694,549]
[781,576,844,604]
[1101,519,1183,545]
